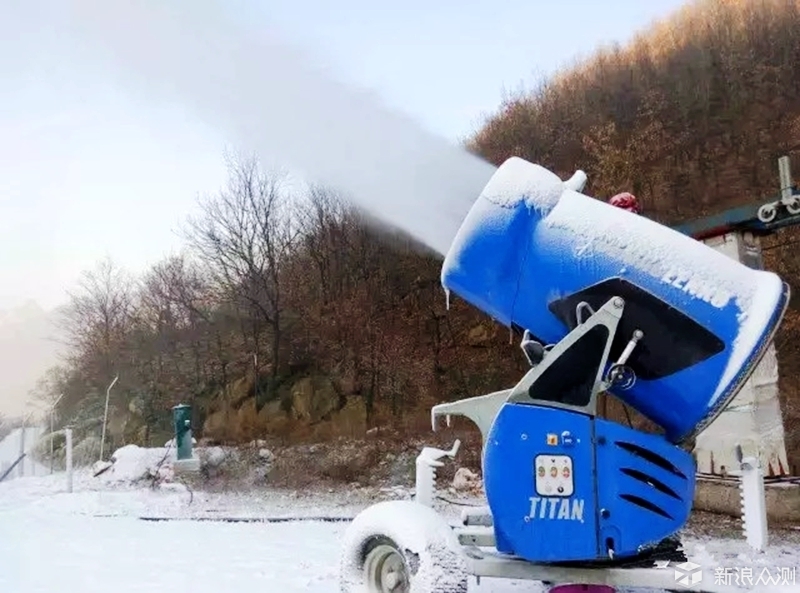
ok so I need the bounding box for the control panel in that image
[534,454,574,497]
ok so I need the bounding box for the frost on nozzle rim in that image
[477,157,565,213]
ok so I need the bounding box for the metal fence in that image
[0,425,48,480]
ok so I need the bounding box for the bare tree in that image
[145,255,236,394]
[29,366,67,409]
[297,185,349,305]
[60,257,133,381]
[185,153,299,400]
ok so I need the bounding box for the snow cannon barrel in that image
[441,157,790,444]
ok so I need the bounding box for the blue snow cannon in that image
[438,157,789,564]
[442,157,788,445]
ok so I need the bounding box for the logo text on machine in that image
[528,497,584,522]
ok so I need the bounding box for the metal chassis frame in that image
[449,519,737,591]
[461,549,742,592]
[410,296,772,593]
[428,297,625,455]
[435,470,768,593]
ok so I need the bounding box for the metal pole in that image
[18,407,37,478]
[779,156,793,201]
[50,393,64,474]
[17,423,25,479]
[65,428,73,493]
[253,352,258,408]
[50,411,53,474]
[99,375,118,461]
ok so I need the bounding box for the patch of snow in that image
[101,445,174,485]
[91,460,113,476]
[478,157,565,213]
[684,539,798,592]
[378,485,414,500]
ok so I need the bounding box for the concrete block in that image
[694,476,800,523]
[173,457,201,475]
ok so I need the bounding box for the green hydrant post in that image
[172,404,193,461]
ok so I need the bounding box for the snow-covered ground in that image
[0,454,796,592]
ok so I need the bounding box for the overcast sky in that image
[0,0,685,313]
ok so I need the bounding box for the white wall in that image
[695,232,789,476]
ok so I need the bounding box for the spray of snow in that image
[42,0,497,256]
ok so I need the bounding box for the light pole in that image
[99,375,118,461]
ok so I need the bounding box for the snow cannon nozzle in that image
[440,157,789,444]
[564,169,588,192]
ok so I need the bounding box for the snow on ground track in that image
[0,472,528,593]
[2,513,343,592]
[0,508,533,593]
[1,472,796,592]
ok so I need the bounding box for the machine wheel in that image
[786,196,800,215]
[758,202,777,222]
[339,500,468,593]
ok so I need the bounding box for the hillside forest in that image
[22,0,800,474]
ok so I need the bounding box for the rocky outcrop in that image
[466,323,496,347]
[290,377,338,422]
[201,374,368,443]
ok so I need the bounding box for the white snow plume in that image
[48,0,497,256]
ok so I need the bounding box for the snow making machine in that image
[339,157,789,593]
